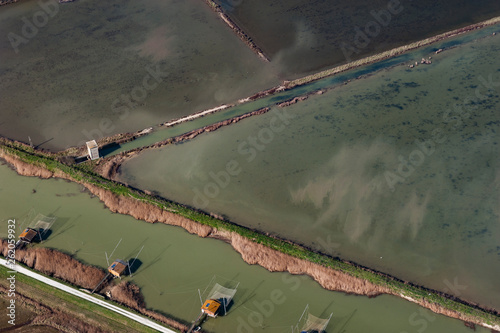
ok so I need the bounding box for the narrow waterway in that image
[3,0,500,152]
[107,23,500,157]
[0,0,281,151]
[118,31,500,310]
[0,163,491,333]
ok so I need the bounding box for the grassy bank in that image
[1,139,499,329]
[0,264,160,333]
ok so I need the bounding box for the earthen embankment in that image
[1,142,499,330]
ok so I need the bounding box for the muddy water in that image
[118,33,500,310]
[215,0,500,75]
[0,0,281,151]
[107,23,500,157]
[2,0,500,153]
[0,164,491,333]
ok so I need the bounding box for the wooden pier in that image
[187,312,206,333]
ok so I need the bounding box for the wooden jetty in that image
[187,311,206,333]
[15,228,42,249]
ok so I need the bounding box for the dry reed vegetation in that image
[1,145,499,330]
[0,283,108,332]
[228,232,391,296]
[107,281,190,332]
[0,240,105,289]
[2,153,391,296]
[0,238,192,332]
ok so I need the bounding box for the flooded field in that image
[118,33,500,310]
[216,0,500,75]
[107,23,500,157]
[0,163,492,333]
[2,0,500,152]
[0,0,281,151]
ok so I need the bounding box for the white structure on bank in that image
[86,140,100,160]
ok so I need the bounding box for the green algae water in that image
[118,32,500,311]
[0,0,281,151]
[3,0,500,153]
[107,23,500,157]
[0,163,492,333]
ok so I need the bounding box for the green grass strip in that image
[0,264,163,333]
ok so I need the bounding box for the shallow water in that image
[3,0,500,152]
[0,0,281,150]
[108,23,500,157]
[118,33,500,310]
[216,0,500,75]
[0,163,492,333]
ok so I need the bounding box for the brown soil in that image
[227,231,391,296]
[74,20,499,170]
[165,107,270,145]
[84,183,214,237]
[106,281,146,310]
[48,17,499,165]
[246,87,283,102]
[0,150,213,238]
[60,129,147,158]
[0,284,109,333]
[277,95,310,108]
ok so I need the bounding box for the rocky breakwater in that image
[0,0,20,5]
[202,0,270,62]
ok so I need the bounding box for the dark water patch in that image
[0,0,282,150]
[108,25,500,157]
[386,104,404,110]
[215,0,500,74]
[404,82,420,88]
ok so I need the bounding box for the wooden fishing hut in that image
[108,259,128,277]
